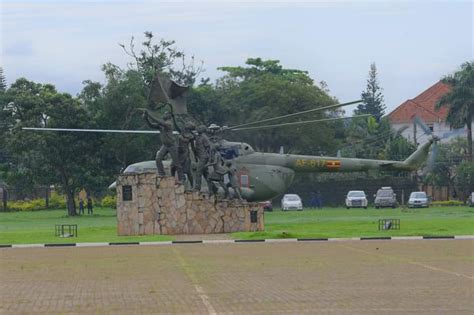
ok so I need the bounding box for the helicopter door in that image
[238,167,250,188]
[239,174,249,188]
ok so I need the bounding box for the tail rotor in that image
[413,116,439,175]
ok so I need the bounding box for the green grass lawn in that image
[1,206,473,244]
[234,206,474,240]
[0,207,173,244]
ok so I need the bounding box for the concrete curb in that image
[2,235,473,249]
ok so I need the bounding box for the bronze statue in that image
[172,121,195,187]
[207,150,226,197]
[148,73,189,114]
[193,125,213,193]
[208,153,242,200]
[143,110,184,184]
[224,161,242,200]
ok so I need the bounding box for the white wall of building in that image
[391,120,472,145]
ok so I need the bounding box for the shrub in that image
[431,200,464,206]
[49,192,67,209]
[8,199,45,211]
[6,192,67,211]
[101,195,116,209]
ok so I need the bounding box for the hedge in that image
[431,200,464,206]
[7,192,66,211]
[100,195,116,209]
[5,193,117,211]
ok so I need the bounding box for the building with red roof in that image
[388,81,467,144]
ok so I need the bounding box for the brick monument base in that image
[116,172,264,235]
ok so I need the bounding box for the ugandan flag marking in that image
[326,160,341,170]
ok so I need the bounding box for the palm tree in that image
[436,61,474,162]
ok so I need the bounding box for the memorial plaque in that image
[250,210,258,223]
[123,185,132,201]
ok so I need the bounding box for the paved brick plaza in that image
[1,240,473,314]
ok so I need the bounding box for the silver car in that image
[281,194,303,211]
[408,191,429,208]
[346,190,368,209]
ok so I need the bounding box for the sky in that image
[1,0,473,115]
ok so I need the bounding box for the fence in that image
[0,187,50,212]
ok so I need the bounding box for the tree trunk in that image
[2,189,7,211]
[59,166,76,216]
[45,186,49,209]
[467,116,472,162]
[66,189,76,216]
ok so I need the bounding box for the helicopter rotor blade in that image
[231,114,371,131]
[428,142,438,169]
[228,100,362,129]
[414,116,433,136]
[423,140,439,176]
[22,127,161,134]
[395,125,409,137]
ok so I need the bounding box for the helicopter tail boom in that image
[266,137,434,173]
[397,138,435,171]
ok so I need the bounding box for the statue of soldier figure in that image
[224,160,242,200]
[193,125,214,194]
[171,121,195,187]
[143,110,185,185]
[208,151,243,200]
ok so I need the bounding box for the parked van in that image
[374,187,397,209]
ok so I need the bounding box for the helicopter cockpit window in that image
[240,143,254,155]
[217,142,254,159]
[219,146,240,160]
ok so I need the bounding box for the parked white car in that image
[281,194,303,211]
[408,191,429,208]
[469,192,474,207]
[345,190,368,209]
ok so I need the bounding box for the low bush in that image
[7,192,67,211]
[48,192,67,209]
[5,192,119,212]
[431,200,464,206]
[101,195,116,209]
[8,199,45,211]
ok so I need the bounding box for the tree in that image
[187,79,228,125]
[342,117,391,159]
[0,67,6,92]
[455,161,474,202]
[79,69,157,176]
[436,61,474,162]
[4,79,102,215]
[214,58,342,154]
[383,132,417,161]
[0,70,12,173]
[423,138,467,198]
[119,31,203,89]
[355,63,386,122]
[78,33,205,177]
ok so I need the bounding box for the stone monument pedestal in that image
[116,172,264,236]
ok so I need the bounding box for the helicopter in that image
[24,73,437,202]
[111,137,433,202]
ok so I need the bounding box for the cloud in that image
[1,0,472,110]
[3,41,34,56]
